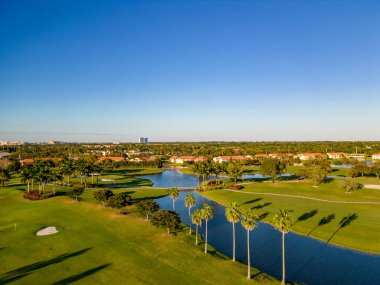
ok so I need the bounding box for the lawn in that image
[0,186,278,285]
[200,179,380,254]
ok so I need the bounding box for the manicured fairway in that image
[201,180,380,254]
[0,186,278,285]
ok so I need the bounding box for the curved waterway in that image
[140,170,380,285]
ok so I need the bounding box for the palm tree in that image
[225,202,241,261]
[168,187,179,210]
[273,209,294,285]
[201,203,213,253]
[185,193,196,234]
[184,193,196,216]
[241,209,259,279]
[191,209,203,245]
[190,163,201,188]
[21,165,33,192]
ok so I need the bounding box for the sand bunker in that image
[36,226,59,236]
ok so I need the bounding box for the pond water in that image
[144,170,380,285]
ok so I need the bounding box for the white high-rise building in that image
[139,137,148,144]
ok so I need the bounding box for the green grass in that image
[0,186,278,285]
[201,179,380,254]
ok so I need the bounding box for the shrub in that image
[230,184,243,190]
[23,190,42,200]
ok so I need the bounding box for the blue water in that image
[144,170,380,285]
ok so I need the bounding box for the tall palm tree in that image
[201,203,213,253]
[185,193,196,234]
[225,202,241,261]
[191,209,203,245]
[273,209,294,285]
[21,165,33,192]
[241,209,259,279]
[184,193,196,216]
[190,163,201,188]
[168,187,179,210]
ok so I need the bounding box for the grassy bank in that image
[0,186,278,285]
[200,180,380,254]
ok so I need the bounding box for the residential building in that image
[297,153,324,161]
[213,155,251,163]
[98,156,125,162]
[169,156,205,164]
[326,152,347,159]
[372,153,380,160]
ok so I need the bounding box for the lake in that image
[141,170,380,285]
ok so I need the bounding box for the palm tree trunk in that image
[247,230,251,279]
[188,207,190,216]
[92,174,94,184]
[233,222,236,261]
[281,231,286,285]
[172,199,175,210]
[204,220,208,253]
[167,227,170,235]
[146,214,149,220]
[32,179,34,191]
[195,225,198,245]
[27,181,30,193]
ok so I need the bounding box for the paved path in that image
[223,189,380,205]
[362,184,380,190]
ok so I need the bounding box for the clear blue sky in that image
[1,0,379,142]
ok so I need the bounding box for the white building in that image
[326,152,347,159]
[372,153,380,160]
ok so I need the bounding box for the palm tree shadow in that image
[51,263,112,285]
[240,198,262,206]
[294,209,318,225]
[251,202,272,210]
[0,248,92,284]
[308,214,335,236]
[327,213,358,243]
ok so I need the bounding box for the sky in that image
[0,0,379,142]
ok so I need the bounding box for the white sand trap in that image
[36,226,59,236]
[101,179,114,182]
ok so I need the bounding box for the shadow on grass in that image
[51,263,112,285]
[251,202,272,210]
[132,194,168,204]
[240,198,262,206]
[294,209,318,225]
[327,213,358,243]
[308,214,335,236]
[0,248,92,284]
[259,212,269,220]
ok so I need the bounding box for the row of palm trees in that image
[170,190,294,283]
[20,158,102,193]
[190,161,243,188]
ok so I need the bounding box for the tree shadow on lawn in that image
[259,212,269,220]
[0,248,92,284]
[240,198,262,206]
[308,214,335,236]
[51,263,112,285]
[251,202,272,210]
[327,213,358,243]
[293,209,318,225]
[131,194,168,204]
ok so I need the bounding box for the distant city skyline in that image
[1,0,379,142]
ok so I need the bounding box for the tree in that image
[107,193,130,213]
[273,209,294,285]
[136,199,160,220]
[0,169,10,187]
[21,165,33,192]
[151,210,181,235]
[60,158,75,184]
[225,202,241,261]
[351,162,370,178]
[191,209,203,245]
[260,158,286,183]
[343,179,361,193]
[371,163,380,179]
[184,193,196,217]
[228,162,243,183]
[168,187,179,210]
[67,186,84,201]
[93,189,114,207]
[201,203,213,253]
[309,165,328,186]
[190,163,201,187]
[241,209,259,279]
